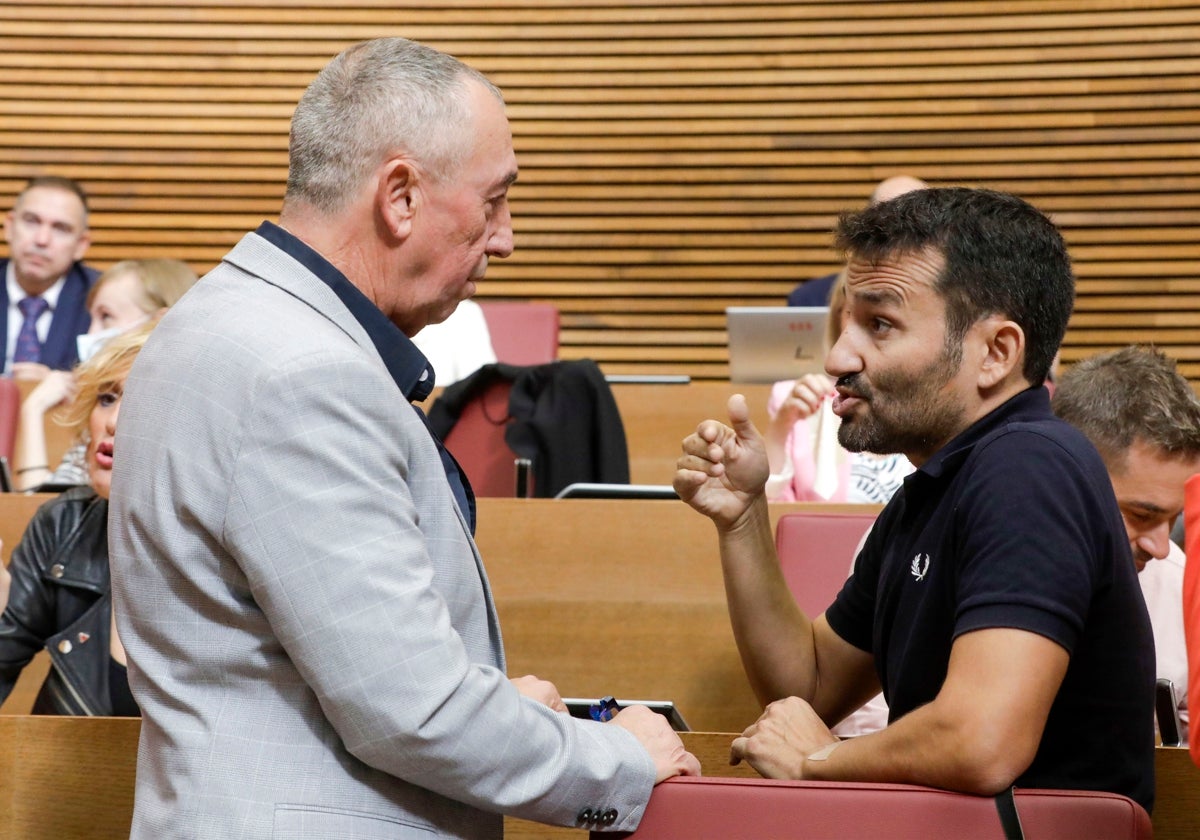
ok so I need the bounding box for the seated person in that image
[3,175,98,380]
[411,297,497,386]
[13,258,196,491]
[838,345,1200,744]
[0,320,157,715]
[766,270,913,502]
[1055,347,1200,743]
[676,188,1154,811]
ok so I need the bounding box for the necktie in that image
[13,296,49,364]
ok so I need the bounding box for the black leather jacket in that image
[0,486,131,715]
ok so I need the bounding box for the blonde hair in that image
[57,317,159,437]
[86,258,197,314]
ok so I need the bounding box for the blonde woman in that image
[14,258,195,490]
[0,321,156,715]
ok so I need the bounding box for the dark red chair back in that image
[479,301,559,366]
[0,377,21,465]
[440,378,523,498]
[774,510,877,617]
[598,776,1152,840]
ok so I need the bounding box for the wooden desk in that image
[611,380,772,485]
[475,498,862,734]
[2,493,1187,838]
[0,493,57,716]
[0,492,52,568]
[0,494,861,725]
[506,739,1200,840]
[0,715,139,840]
[0,716,1188,840]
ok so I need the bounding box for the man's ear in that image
[976,316,1025,389]
[72,230,91,262]
[377,157,417,242]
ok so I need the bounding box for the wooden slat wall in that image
[1,1,1199,380]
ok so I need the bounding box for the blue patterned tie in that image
[13,296,49,364]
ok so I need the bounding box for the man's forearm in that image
[798,701,1020,796]
[716,495,821,706]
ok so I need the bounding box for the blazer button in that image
[49,564,65,578]
[57,640,73,654]
[603,809,618,825]
[576,808,593,824]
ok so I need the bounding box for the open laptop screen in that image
[726,306,829,383]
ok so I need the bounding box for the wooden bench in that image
[0,494,848,728]
[0,716,1193,840]
[611,380,772,486]
[0,493,58,716]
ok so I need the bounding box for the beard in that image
[836,346,967,457]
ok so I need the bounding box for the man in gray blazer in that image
[108,38,699,839]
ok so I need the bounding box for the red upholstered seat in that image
[0,377,20,464]
[774,511,877,618]
[440,378,521,498]
[598,776,1152,840]
[478,301,558,366]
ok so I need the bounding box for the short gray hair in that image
[285,38,502,214]
[1052,345,1200,468]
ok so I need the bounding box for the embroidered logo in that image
[910,553,931,582]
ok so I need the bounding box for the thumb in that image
[726,393,760,441]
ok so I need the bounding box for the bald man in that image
[787,175,929,307]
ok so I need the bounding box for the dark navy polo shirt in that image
[255,221,476,533]
[826,386,1155,812]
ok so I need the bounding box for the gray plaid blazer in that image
[108,231,654,839]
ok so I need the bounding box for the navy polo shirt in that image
[826,386,1155,812]
[255,221,476,533]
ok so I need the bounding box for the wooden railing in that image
[0,717,1195,840]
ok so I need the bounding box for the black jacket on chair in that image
[428,359,629,498]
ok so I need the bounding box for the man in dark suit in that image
[2,175,98,380]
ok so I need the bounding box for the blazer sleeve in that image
[220,349,656,828]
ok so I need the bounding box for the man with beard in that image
[676,188,1155,811]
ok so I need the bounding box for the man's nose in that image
[824,330,861,380]
[1135,522,1172,562]
[487,205,514,259]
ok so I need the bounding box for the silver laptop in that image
[726,306,829,383]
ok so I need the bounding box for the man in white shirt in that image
[1053,345,1200,743]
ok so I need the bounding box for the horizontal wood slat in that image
[2,2,1199,384]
